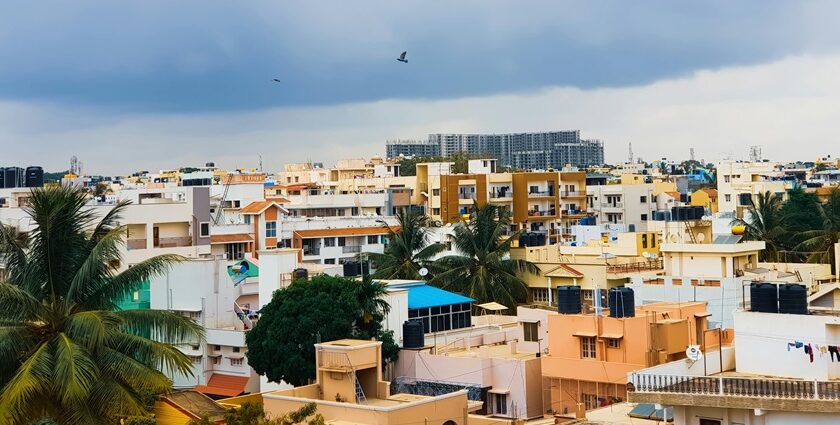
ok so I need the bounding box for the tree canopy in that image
[245,275,397,387]
[367,209,445,280]
[0,186,203,424]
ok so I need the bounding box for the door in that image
[153,226,160,247]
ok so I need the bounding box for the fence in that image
[630,373,840,400]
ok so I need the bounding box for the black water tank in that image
[778,284,808,315]
[695,206,706,219]
[519,233,531,247]
[609,287,635,318]
[0,168,5,188]
[557,285,582,314]
[533,233,546,246]
[292,268,308,281]
[4,167,23,188]
[749,282,778,313]
[403,320,425,348]
[342,261,370,277]
[25,166,44,188]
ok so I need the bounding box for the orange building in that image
[541,300,709,417]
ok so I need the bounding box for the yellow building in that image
[154,390,226,424]
[690,188,719,214]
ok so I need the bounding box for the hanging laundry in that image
[804,344,814,363]
[829,346,840,362]
[787,341,804,351]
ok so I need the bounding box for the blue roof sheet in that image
[407,285,474,309]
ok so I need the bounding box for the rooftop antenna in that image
[749,145,762,162]
[70,156,79,175]
[628,142,634,163]
[259,155,263,173]
[690,147,695,162]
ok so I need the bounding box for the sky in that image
[1,1,840,174]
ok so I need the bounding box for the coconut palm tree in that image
[431,203,537,311]
[0,186,203,424]
[366,209,445,280]
[795,188,840,272]
[353,277,391,333]
[732,191,786,262]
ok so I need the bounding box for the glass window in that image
[608,338,621,349]
[431,306,441,315]
[523,322,539,342]
[418,308,429,317]
[408,309,418,318]
[338,237,346,246]
[265,221,277,238]
[367,235,378,244]
[440,305,450,314]
[324,237,336,247]
[231,358,243,366]
[582,393,598,410]
[581,337,596,359]
[244,215,251,225]
[199,222,210,238]
[233,346,240,353]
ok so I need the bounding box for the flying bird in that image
[397,51,408,63]
[272,79,281,83]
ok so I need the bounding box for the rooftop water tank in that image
[402,320,425,348]
[609,287,635,318]
[292,268,308,281]
[557,285,582,314]
[778,284,808,315]
[749,282,778,313]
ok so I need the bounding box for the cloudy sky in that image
[1,1,839,174]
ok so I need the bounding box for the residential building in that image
[386,139,442,158]
[691,188,719,214]
[628,301,840,425]
[259,339,483,425]
[542,301,710,417]
[425,131,604,169]
[586,178,656,231]
[716,160,789,217]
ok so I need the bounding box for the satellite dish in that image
[642,252,651,259]
[418,267,429,277]
[686,345,703,361]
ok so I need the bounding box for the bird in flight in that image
[397,51,408,63]
[272,78,281,83]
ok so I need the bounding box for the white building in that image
[716,160,788,216]
[587,182,655,231]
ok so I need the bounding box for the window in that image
[493,393,507,415]
[640,196,647,203]
[212,356,220,365]
[265,221,277,238]
[724,175,731,183]
[231,358,243,366]
[432,208,440,215]
[244,215,251,224]
[132,291,139,301]
[699,420,722,425]
[367,235,378,244]
[641,213,648,221]
[523,322,539,342]
[324,258,336,264]
[583,290,594,301]
[641,234,648,248]
[607,338,621,349]
[581,337,596,359]
[213,345,221,351]
[199,222,210,238]
[432,189,440,196]
[338,237,346,246]
[324,237,336,247]
[532,288,549,303]
[725,194,731,202]
[381,235,388,244]
[581,393,598,410]
[192,356,202,364]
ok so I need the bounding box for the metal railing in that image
[528,210,557,217]
[560,190,585,197]
[601,202,624,208]
[342,245,362,254]
[607,259,664,274]
[303,247,320,256]
[528,190,555,197]
[630,373,840,400]
[489,191,513,199]
[318,350,353,370]
[154,236,192,248]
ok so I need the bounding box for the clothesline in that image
[787,340,840,363]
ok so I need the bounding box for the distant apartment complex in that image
[386,131,604,169]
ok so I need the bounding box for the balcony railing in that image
[560,190,585,197]
[127,239,147,250]
[303,247,321,256]
[607,259,664,274]
[342,245,362,254]
[630,373,840,400]
[528,210,557,217]
[489,191,512,199]
[528,190,555,197]
[601,202,624,208]
[154,236,192,248]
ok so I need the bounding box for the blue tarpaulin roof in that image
[407,285,474,309]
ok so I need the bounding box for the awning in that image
[600,333,623,339]
[694,312,713,318]
[194,374,249,398]
[488,388,511,395]
[207,354,222,358]
[476,302,508,312]
[227,354,245,360]
[572,331,597,337]
[210,233,254,244]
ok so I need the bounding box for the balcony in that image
[601,202,624,209]
[342,245,362,254]
[560,190,585,197]
[607,259,664,274]
[629,372,840,412]
[303,246,321,256]
[154,236,192,248]
[489,190,512,199]
[528,190,555,197]
[127,239,147,250]
[527,210,557,218]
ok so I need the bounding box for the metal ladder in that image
[354,374,366,403]
[684,221,697,243]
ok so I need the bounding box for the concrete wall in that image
[628,276,746,328]
[674,406,840,425]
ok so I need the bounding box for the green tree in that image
[431,203,537,311]
[246,275,397,387]
[367,209,445,280]
[795,188,840,273]
[0,186,203,424]
[732,191,786,262]
[224,401,265,425]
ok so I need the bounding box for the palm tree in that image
[431,203,537,311]
[795,188,840,272]
[366,209,445,280]
[732,191,786,262]
[353,277,391,332]
[0,186,203,424]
